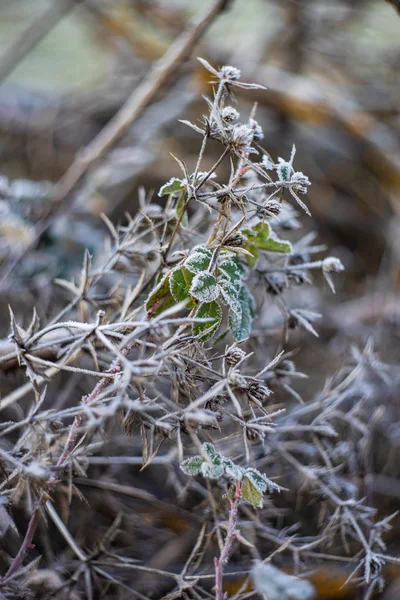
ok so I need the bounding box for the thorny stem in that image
[215,479,242,600]
[164,146,230,261]
[0,346,131,584]
[0,508,41,583]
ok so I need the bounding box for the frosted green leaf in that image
[190,273,219,302]
[185,246,212,274]
[260,234,292,254]
[243,222,291,263]
[244,468,267,493]
[176,195,188,226]
[169,267,194,305]
[158,177,185,197]
[200,443,225,478]
[146,273,174,317]
[243,222,271,247]
[245,468,282,494]
[218,260,241,290]
[220,281,241,314]
[229,285,254,340]
[224,459,244,481]
[242,475,264,508]
[201,461,225,479]
[180,455,204,476]
[244,243,259,268]
[192,301,222,342]
[277,161,291,182]
[203,442,220,462]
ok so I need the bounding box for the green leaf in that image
[201,461,225,479]
[190,273,219,302]
[223,459,244,481]
[193,301,222,342]
[229,285,255,340]
[220,281,241,313]
[204,442,221,464]
[146,273,175,317]
[218,259,241,290]
[243,222,271,246]
[185,246,213,274]
[158,177,185,197]
[277,161,291,181]
[243,243,259,268]
[200,443,225,479]
[180,455,204,476]
[259,235,291,253]
[242,475,264,508]
[218,258,242,312]
[176,195,188,226]
[169,267,194,305]
[244,468,282,494]
[243,222,291,260]
[244,468,267,493]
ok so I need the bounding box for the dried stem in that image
[215,480,242,600]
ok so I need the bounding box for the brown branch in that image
[0,0,232,285]
[385,0,400,15]
[240,65,400,193]
[0,343,128,583]
[0,0,75,84]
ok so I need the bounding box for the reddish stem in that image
[215,480,242,600]
[0,353,126,584]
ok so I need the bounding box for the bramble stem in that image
[214,479,242,600]
[0,348,128,584]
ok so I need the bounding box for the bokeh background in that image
[1,1,400,598]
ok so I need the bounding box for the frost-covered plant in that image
[181,442,282,599]
[145,57,343,345]
[0,59,399,600]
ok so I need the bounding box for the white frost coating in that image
[189,272,219,302]
[184,246,212,274]
[220,284,241,314]
[252,562,315,600]
[245,468,282,494]
[158,177,184,197]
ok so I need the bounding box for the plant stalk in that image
[214,479,242,600]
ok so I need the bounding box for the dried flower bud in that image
[224,232,246,247]
[228,124,254,151]
[264,200,282,217]
[225,345,246,366]
[322,257,344,273]
[221,106,240,122]
[249,119,264,140]
[220,65,241,80]
[247,382,271,402]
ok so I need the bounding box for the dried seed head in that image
[322,257,344,273]
[221,106,240,122]
[220,65,241,80]
[247,382,271,402]
[224,232,246,247]
[259,199,282,218]
[249,119,264,140]
[228,124,254,151]
[225,345,246,366]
